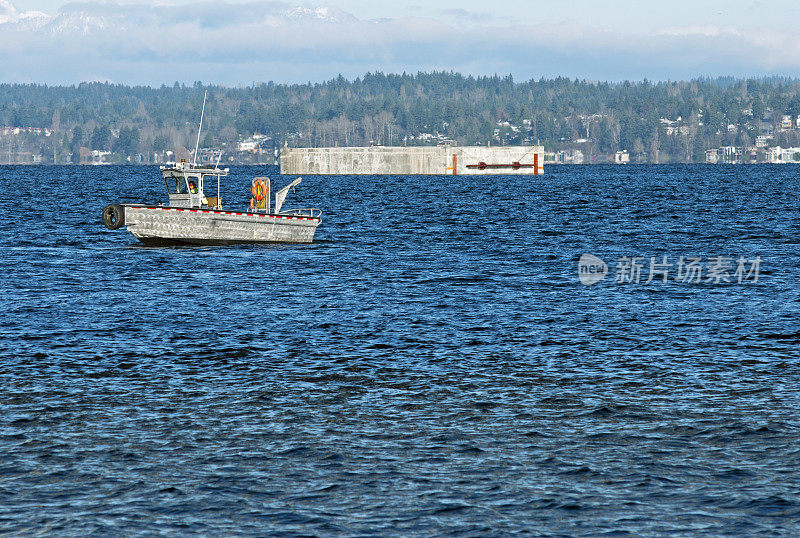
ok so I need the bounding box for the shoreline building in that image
[613,151,630,164]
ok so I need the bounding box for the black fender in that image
[102,204,125,230]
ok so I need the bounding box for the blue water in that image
[1,164,799,534]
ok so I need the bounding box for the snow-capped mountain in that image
[0,0,48,28]
[0,0,357,36]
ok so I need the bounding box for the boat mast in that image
[192,89,207,166]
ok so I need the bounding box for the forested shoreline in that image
[2,72,800,164]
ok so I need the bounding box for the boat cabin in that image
[160,159,228,209]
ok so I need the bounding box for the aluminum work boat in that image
[102,160,322,245]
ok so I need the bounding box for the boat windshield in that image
[165,175,189,194]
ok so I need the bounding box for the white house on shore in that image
[765,146,800,163]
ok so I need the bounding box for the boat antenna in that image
[192,89,207,166]
[215,151,222,209]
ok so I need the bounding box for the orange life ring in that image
[251,179,267,201]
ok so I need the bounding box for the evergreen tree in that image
[90,125,111,151]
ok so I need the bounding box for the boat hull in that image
[122,205,320,245]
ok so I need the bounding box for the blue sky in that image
[2,0,800,85]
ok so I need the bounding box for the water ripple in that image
[0,164,799,534]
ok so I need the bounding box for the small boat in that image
[101,159,322,245]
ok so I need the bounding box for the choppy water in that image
[1,164,799,535]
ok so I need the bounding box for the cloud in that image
[0,0,799,85]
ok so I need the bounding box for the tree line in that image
[2,73,800,163]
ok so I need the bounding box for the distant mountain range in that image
[0,0,354,35]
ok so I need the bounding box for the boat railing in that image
[278,208,322,219]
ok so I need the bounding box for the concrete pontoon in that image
[280,145,544,175]
[102,160,321,245]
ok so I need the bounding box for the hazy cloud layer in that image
[1,0,799,84]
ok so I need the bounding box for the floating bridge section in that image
[280,146,544,175]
